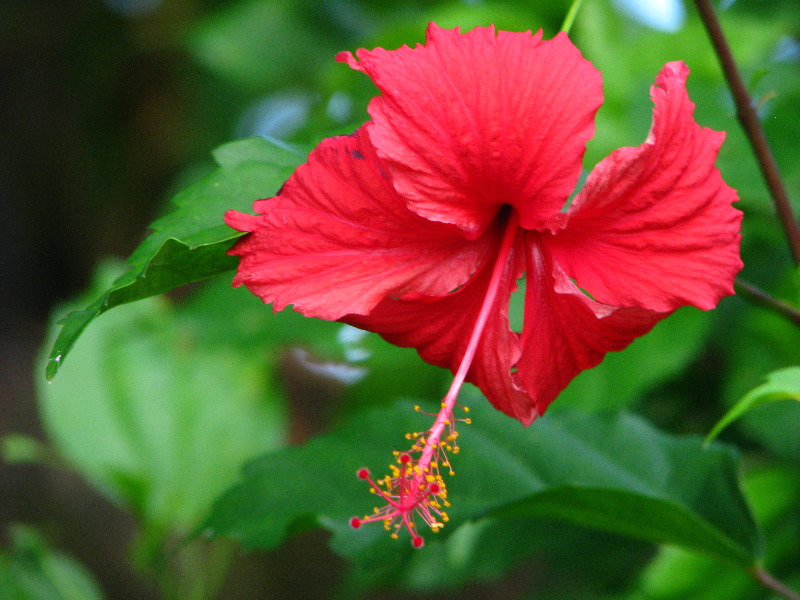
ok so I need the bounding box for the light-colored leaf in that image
[707,367,800,443]
[38,268,287,537]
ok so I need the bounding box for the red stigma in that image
[398,453,411,464]
[428,483,440,494]
[412,536,425,548]
[349,517,362,529]
[357,468,370,479]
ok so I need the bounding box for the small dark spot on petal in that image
[350,149,365,160]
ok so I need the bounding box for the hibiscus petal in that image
[546,62,742,313]
[343,234,536,424]
[225,127,489,321]
[515,242,664,416]
[337,24,602,238]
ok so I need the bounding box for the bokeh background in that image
[1,0,798,598]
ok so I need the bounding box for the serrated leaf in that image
[45,137,305,380]
[707,367,800,443]
[205,397,761,569]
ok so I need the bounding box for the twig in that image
[752,566,800,600]
[735,278,800,327]
[693,0,800,265]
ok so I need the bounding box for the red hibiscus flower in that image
[225,24,742,546]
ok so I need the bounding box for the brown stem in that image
[752,566,800,600]
[693,0,800,265]
[735,278,800,327]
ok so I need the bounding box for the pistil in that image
[350,209,520,546]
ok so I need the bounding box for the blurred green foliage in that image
[8,0,800,598]
[0,526,104,600]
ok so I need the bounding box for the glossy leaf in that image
[205,396,761,568]
[45,137,304,380]
[615,466,800,600]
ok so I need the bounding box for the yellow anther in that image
[414,405,420,412]
[390,532,398,538]
[464,418,472,424]
[463,406,470,413]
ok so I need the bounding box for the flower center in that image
[350,209,520,547]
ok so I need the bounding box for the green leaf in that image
[0,525,104,600]
[37,266,287,540]
[707,367,800,443]
[205,397,761,569]
[380,518,653,597]
[722,277,800,461]
[615,466,800,600]
[45,137,304,380]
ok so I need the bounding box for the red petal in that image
[225,127,489,321]
[546,62,742,313]
[515,241,664,416]
[343,231,536,424]
[338,24,602,237]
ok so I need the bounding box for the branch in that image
[735,278,800,327]
[752,566,800,600]
[693,0,800,265]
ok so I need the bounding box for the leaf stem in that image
[735,278,800,327]
[560,0,585,34]
[752,566,800,600]
[693,0,800,265]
